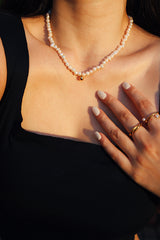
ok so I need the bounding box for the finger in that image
[96,90,146,135]
[143,113,160,133]
[122,82,160,131]
[132,128,151,151]
[95,132,133,175]
[92,106,136,159]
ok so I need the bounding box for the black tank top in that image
[0,12,157,240]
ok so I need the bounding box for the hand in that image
[92,82,160,198]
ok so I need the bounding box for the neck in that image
[50,0,128,58]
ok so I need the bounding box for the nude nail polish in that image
[95,131,101,140]
[122,82,131,90]
[92,106,100,116]
[97,90,107,100]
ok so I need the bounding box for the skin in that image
[0,0,160,239]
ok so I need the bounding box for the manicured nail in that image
[97,90,107,100]
[92,106,100,116]
[122,82,131,90]
[95,131,101,140]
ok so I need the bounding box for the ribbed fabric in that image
[0,11,157,240]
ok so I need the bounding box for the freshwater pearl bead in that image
[46,12,133,80]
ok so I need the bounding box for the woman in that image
[0,0,160,239]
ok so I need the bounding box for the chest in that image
[20,39,160,142]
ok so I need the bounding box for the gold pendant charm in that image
[77,76,84,81]
[80,76,84,80]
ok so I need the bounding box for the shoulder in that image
[0,38,7,101]
[21,15,46,44]
[131,24,160,61]
[121,23,160,71]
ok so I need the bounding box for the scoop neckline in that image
[16,124,102,148]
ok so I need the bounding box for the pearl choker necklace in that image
[46,12,133,81]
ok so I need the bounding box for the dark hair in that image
[1,0,160,36]
[0,0,52,17]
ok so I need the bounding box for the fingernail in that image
[122,82,131,90]
[95,131,101,140]
[92,106,100,116]
[97,90,107,100]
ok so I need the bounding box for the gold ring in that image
[142,112,160,127]
[129,123,142,137]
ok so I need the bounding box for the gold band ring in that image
[142,112,160,127]
[129,123,142,137]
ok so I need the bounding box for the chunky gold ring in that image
[142,112,160,127]
[129,123,142,137]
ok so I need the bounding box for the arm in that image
[0,38,7,101]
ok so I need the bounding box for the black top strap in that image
[0,11,29,105]
[0,12,18,83]
[0,11,29,111]
[0,11,29,144]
